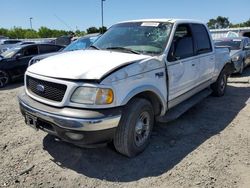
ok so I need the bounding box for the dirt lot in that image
[0,68,250,188]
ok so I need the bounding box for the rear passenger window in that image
[39,45,62,54]
[191,24,212,54]
[23,46,39,56]
[168,24,194,61]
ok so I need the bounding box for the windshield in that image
[1,47,21,58]
[94,22,173,55]
[215,39,242,50]
[63,36,99,51]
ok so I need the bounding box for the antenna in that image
[54,14,74,31]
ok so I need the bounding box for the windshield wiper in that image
[89,45,100,50]
[105,47,140,54]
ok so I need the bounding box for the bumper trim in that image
[19,94,121,132]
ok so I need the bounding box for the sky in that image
[1,0,249,31]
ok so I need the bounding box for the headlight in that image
[231,55,240,62]
[71,87,114,105]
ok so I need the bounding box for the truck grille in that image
[26,76,67,102]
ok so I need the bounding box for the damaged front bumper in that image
[18,92,122,146]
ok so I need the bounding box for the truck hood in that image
[27,50,149,80]
[33,52,62,61]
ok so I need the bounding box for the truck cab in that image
[18,19,232,157]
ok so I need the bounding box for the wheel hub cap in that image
[134,111,150,147]
[0,71,9,87]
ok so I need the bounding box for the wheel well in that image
[131,91,162,116]
[224,62,235,75]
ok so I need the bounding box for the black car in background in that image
[0,43,63,87]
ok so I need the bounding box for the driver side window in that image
[168,24,194,62]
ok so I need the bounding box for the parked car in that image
[215,37,250,74]
[0,43,63,87]
[0,39,23,54]
[18,19,232,157]
[28,33,100,66]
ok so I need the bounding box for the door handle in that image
[192,63,195,66]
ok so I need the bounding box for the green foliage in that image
[86,26,107,34]
[207,17,250,29]
[24,29,39,38]
[86,27,99,34]
[0,25,107,39]
[99,26,107,34]
[75,30,86,37]
[0,28,8,36]
[207,16,230,29]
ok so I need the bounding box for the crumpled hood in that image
[230,49,241,57]
[27,50,149,80]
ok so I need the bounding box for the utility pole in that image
[29,17,33,30]
[101,0,105,34]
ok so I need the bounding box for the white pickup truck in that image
[18,19,233,157]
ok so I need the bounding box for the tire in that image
[0,70,10,88]
[211,68,228,97]
[114,98,154,157]
[238,60,245,75]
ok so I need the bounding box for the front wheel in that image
[211,68,228,97]
[114,98,154,157]
[238,60,245,75]
[0,70,10,88]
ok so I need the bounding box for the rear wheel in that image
[0,70,10,88]
[114,98,154,157]
[211,68,228,97]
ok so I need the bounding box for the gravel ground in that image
[0,68,250,188]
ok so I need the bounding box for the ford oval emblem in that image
[36,84,45,93]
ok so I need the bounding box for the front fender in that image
[121,85,167,116]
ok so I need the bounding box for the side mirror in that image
[15,53,23,60]
[244,45,250,50]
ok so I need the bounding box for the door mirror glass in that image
[244,45,250,50]
[15,53,23,59]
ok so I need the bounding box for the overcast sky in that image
[1,0,249,31]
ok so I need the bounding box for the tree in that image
[86,27,99,34]
[24,29,39,38]
[38,27,53,38]
[99,26,107,33]
[75,30,86,37]
[242,19,250,27]
[0,28,8,36]
[207,16,230,29]
[7,27,26,39]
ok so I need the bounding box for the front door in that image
[15,45,39,77]
[167,24,199,107]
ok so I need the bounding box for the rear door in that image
[167,24,199,105]
[38,44,62,54]
[191,24,215,85]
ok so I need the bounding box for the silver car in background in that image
[215,37,250,74]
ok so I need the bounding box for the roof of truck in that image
[119,18,204,25]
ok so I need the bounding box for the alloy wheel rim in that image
[220,74,226,91]
[0,71,9,87]
[134,111,151,147]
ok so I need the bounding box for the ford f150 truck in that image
[18,19,232,157]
